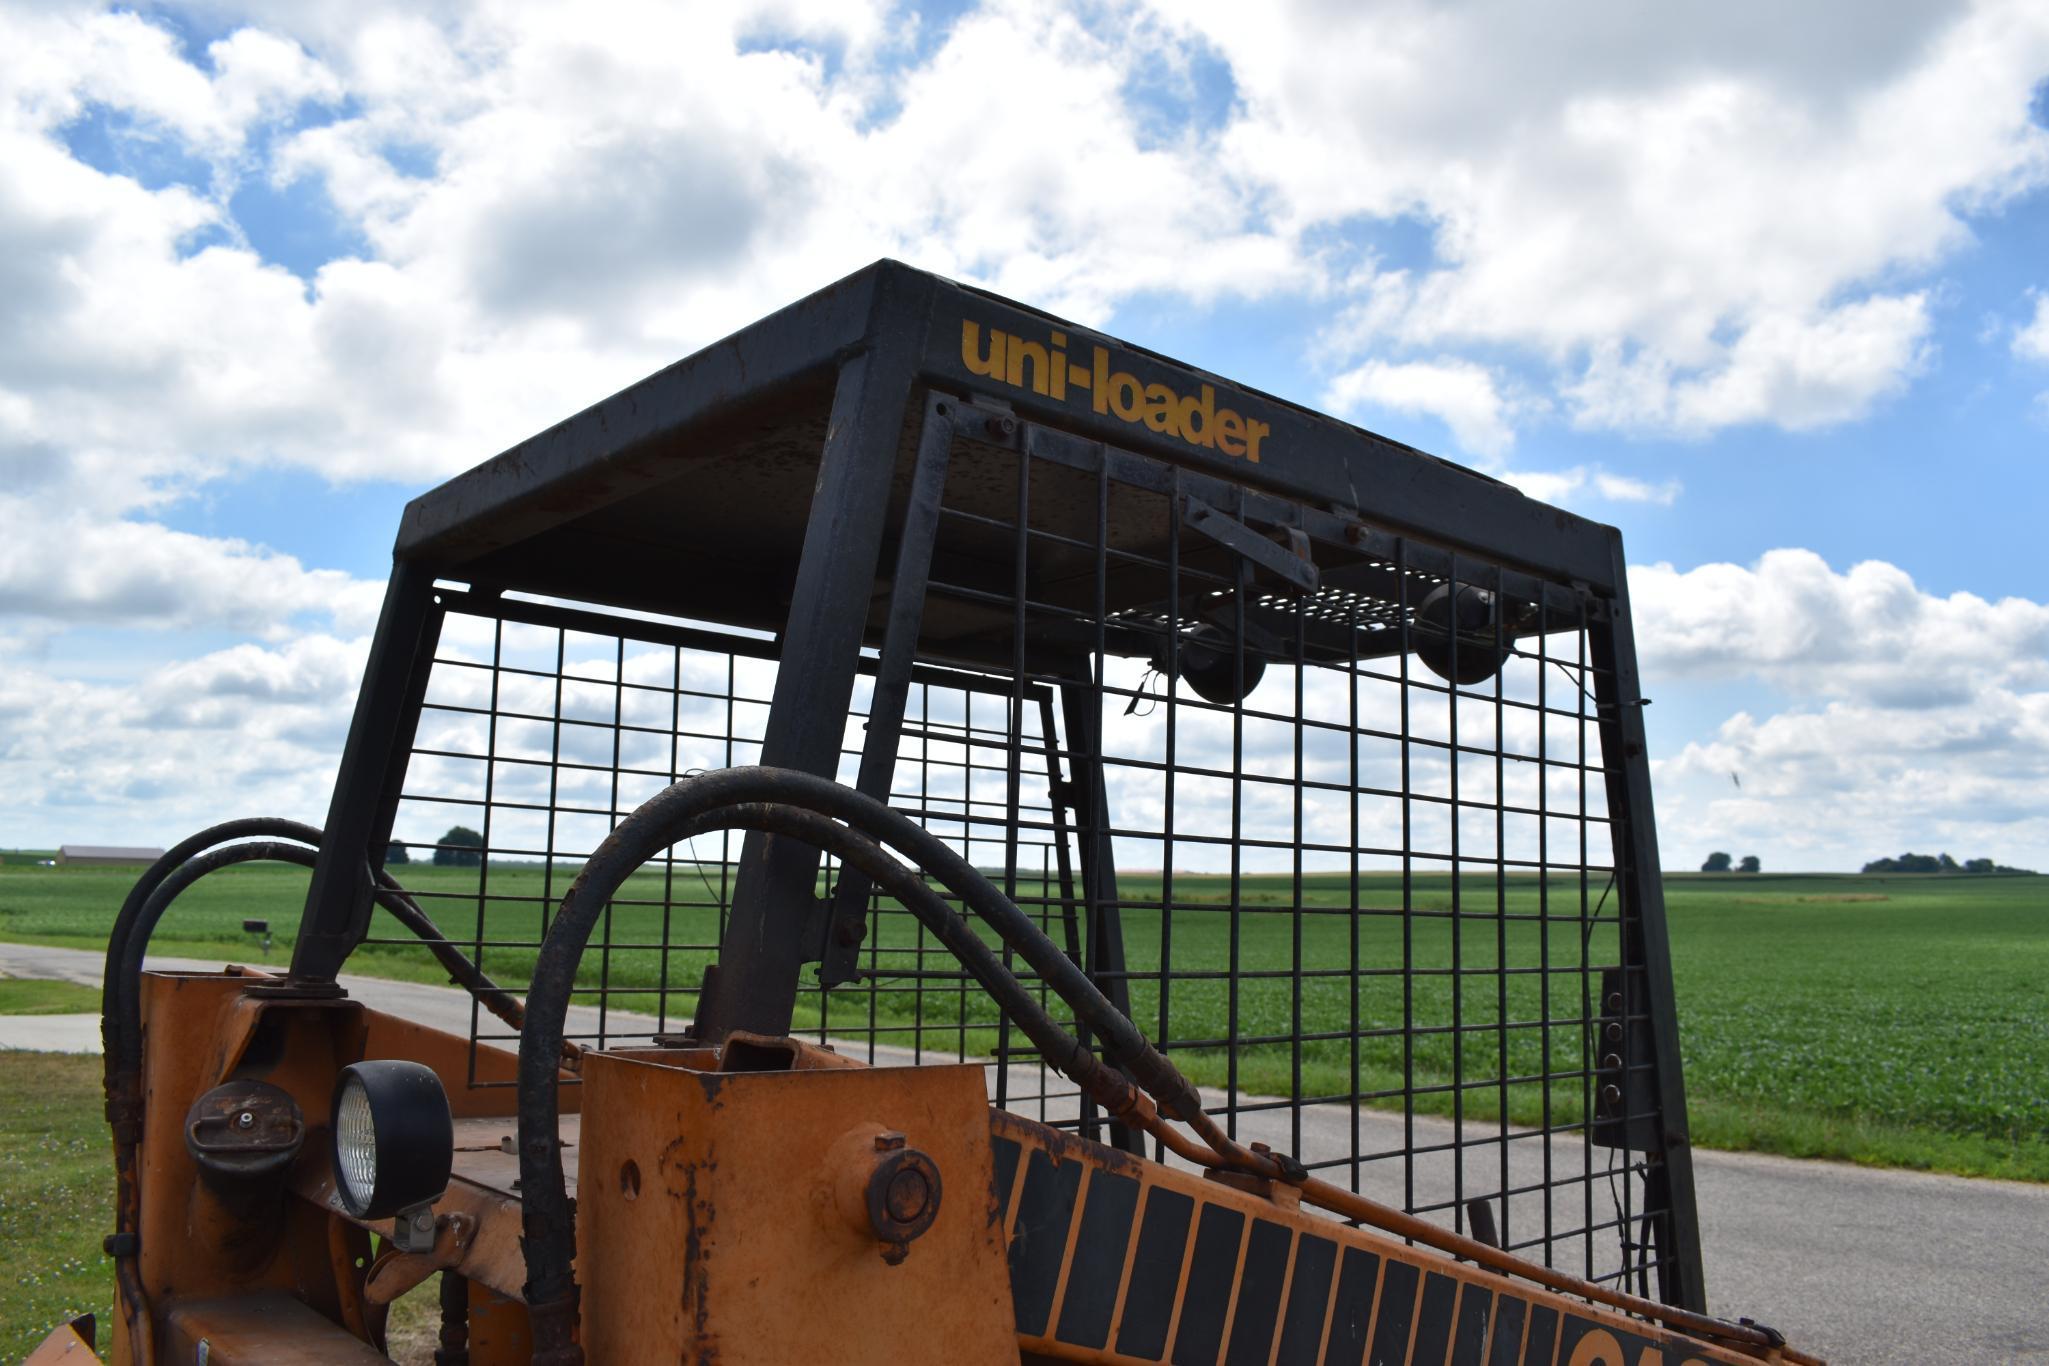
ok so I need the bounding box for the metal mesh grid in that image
[369,420,1674,1294]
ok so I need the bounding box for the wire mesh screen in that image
[370,415,1676,1294]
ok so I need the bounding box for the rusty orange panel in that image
[468,1282,534,1364]
[20,1321,94,1364]
[362,1008,582,1117]
[135,974,367,1310]
[160,1293,391,1363]
[576,1050,1021,1364]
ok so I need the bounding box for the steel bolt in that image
[235,1111,254,1130]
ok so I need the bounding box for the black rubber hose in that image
[515,799,1123,1355]
[514,767,1202,1333]
[101,817,324,1068]
[98,820,321,1366]
[724,803,1118,1094]
[112,840,528,1074]
[436,1269,470,1365]
[111,841,313,1074]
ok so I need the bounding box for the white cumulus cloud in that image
[1168,0,2049,440]
[1637,551,2049,866]
[2017,291,2049,364]
[0,498,382,636]
[1324,357,1516,457]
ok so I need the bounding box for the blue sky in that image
[2,0,2048,870]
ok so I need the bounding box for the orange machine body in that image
[86,966,1792,1366]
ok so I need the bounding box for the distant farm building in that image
[58,845,165,867]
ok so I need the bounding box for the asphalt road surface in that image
[4,940,2043,1363]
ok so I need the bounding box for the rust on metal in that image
[159,1293,391,1364]
[573,1046,1017,1364]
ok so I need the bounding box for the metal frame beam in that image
[1591,532,1707,1311]
[290,561,444,981]
[696,275,935,1039]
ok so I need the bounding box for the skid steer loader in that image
[57,261,1818,1364]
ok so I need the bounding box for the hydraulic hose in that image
[514,768,1800,1363]
[512,769,1213,1321]
[102,818,324,1072]
[100,819,322,1366]
[110,841,531,1077]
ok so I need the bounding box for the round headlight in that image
[329,1059,453,1220]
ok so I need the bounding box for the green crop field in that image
[0,858,2043,1182]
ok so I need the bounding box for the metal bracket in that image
[1182,494,1320,593]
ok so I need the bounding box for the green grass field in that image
[0,859,2042,1181]
[0,1051,111,1360]
[0,1051,113,1360]
[0,977,100,1014]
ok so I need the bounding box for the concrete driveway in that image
[5,939,2044,1363]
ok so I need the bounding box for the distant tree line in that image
[1860,852,2037,875]
[1700,852,1761,873]
[383,828,485,869]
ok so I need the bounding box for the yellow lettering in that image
[1108,370,1145,422]
[1175,385,1216,448]
[961,321,1003,378]
[1243,418,1269,463]
[1567,1329,1626,1366]
[1215,409,1245,457]
[961,319,1275,461]
[1143,382,1177,433]
[1006,338,1051,395]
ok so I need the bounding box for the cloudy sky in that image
[2,0,2047,872]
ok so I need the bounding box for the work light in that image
[329,1059,453,1221]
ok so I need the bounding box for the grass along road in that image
[0,976,100,1014]
[0,860,2042,1181]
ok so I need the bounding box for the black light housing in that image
[1413,583,1512,685]
[1157,622,1266,704]
[329,1059,454,1220]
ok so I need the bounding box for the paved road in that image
[5,940,2045,1363]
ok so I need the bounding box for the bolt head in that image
[235,1111,254,1130]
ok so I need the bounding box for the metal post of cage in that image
[697,340,923,1042]
[1591,537,1707,1311]
[819,392,960,989]
[1058,671,1141,1154]
[291,560,445,982]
